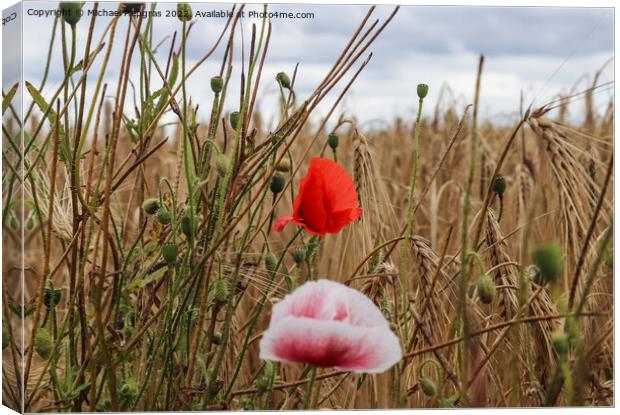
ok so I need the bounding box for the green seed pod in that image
[119,377,139,404]
[328,132,339,150]
[270,174,286,194]
[417,83,429,99]
[264,252,277,273]
[420,377,437,397]
[477,273,496,305]
[551,330,569,356]
[2,322,9,350]
[161,243,179,265]
[181,214,198,240]
[292,249,306,264]
[532,244,563,284]
[43,287,62,309]
[176,3,192,22]
[210,76,224,94]
[264,360,275,380]
[142,198,160,215]
[276,72,291,89]
[59,2,83,26]
[34,328,53,359]
[276,158,291,172]
[156,206,171,225]
[230,111,240,130]
[254,377,270,393]
[493,175,506,197]
[213,278,229,305]
[216,153,229,177]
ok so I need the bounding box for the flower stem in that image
[401,94,425,345]
[303,366,317,409]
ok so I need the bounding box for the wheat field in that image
[1,2,614,411]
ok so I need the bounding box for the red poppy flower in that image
[274,157,362,235]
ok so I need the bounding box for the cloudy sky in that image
[3,1,614,130]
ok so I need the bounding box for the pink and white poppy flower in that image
[259,279,402,373]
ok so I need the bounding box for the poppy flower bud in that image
[176,3,192,22]
[420,377,437,397]
[493,175,506,197]
[270,174,286,194]
[2,322,9,350]
[216,154,229,177]
[119,377,139,404]
[35,328,53,359]
[59,2,83,26]
[181,214,198,240]
[230,111,240,130]
[417,83,429,99]
[276,158,291,172]
[532,244,563,284]
[477,273,496,304]
[328,132,339,150]
[156,206,171,225]
[552,330,569,356]
[44,286,62,309]
[212,278,229,305]
[264,252,277,273]
[254,377,270,393]
[292,249,306,264]
[276,72,291,89]
[142,198,160,215]
[161,242,179,265]
[210,76,223,94]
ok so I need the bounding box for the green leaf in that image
[2,82,18,115]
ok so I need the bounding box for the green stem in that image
[401,95,424,345]
[303,366,317,409]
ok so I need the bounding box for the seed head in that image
[417,83,429,99]
[276,72,291,89]
[210,76,223,94]
[328,132,339,150]
[156,206,171,225]
[213,278,229,305]
[142,198,160,215]
[59,2,83,26]
[477,273,496,304]
[420,377,437,397]
[493,175,506,197]
[264,252,278,273]
[292,249,306,264]
[276,158,291,172]
[34,328,53,359]
[270,174,286,194]
[161,243,179,265]
[532,244,563,284]
[177,3,192,22]
[43,286,62,309]
[230,111,240,130]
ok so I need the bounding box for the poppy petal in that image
[273,216,294,232]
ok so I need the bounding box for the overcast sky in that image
[3,2,614,130]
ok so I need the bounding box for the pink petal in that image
[260,280,402,373]
[259,317,401,373]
